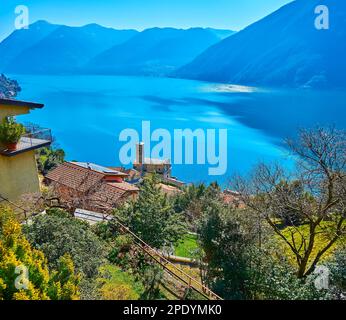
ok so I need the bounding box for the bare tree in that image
[233,127,346,278]
[45,171,130,215]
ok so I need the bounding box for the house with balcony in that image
[0,98,52,202]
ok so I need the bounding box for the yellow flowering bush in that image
[0,206,80,300]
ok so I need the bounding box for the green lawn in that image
[97,265,144,300]
[279,221,346,267]
[174,234,199,258]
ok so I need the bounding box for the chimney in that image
[136,142,144,165]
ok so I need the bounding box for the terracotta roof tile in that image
[45,162,139,208]
[159,183,181,196]
[107,182,139,192]
[45,162,105,193]
[90,183,126,204]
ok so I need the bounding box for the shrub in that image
[0,206,79,300]
[24,209,106,278]
[328,246,346,299]
[114,175,186,249]
[0,117,25,145]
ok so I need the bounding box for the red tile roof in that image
[46,162,104,193]
[90,183,127,204]
[124,168,141,180]
[46,162,138,196]
[159,183,181,196]
[107,182,139,192]
[222,190,245,208]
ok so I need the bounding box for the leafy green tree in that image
[173,183,221,225]
[198,202,327,300]
[0,206,79,300]
[107,235,134,268]
[114,175,186,249]
[36,147,65,175]
[173,183,207,213]
[24,209,106,279]
[198,202,252,299]
[246,245,327,300]
[139,263,163,300]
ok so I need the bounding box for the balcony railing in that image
[0,126,52,156]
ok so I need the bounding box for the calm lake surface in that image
[13,75,346,185]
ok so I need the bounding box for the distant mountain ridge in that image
[86,27,235,76]
[176,0,346,88]
[0,21,59,72]
[0,21,234,76]
[1,21,139,74]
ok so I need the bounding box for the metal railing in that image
[73,208,222,300]
[0,126,52,155]
[21,126,52,148]
[111,215,223,300]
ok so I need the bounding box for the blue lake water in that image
[13,75,346,185]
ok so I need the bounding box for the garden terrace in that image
[0,127,52,156]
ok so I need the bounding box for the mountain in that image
[1,22,138,74]
[85,27,235,76]
[176,0,346,88]
[0,74,21,98]
[0,20,59,72]
[206,28,236,40]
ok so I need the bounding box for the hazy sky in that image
[0,0,293,41]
